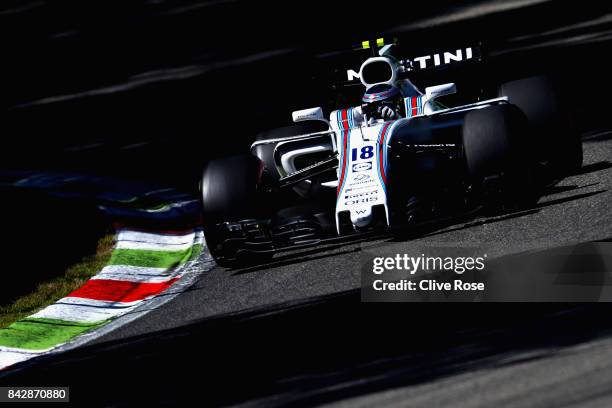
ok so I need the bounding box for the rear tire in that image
[498,76,582,175]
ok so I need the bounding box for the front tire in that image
[200,155,266,267]
[462,104,534,207]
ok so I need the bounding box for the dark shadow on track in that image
[541,182,599,196]
[383,146,611,242]
[232,246,362,276]
[228,179,606,275]
[3,288,612,407]
[229,232,391,275]
[583,133,612,143]
[571,161,612,176]
[418,189,606,240]
[417,209,541,239]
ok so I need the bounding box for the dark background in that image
[1,2,612,406]
[4,0,612,304]
[1,0,612,188]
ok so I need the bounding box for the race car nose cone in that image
[350,208,373,228]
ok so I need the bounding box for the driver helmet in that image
[361,84,404,121]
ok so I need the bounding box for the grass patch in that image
[0,234,116,329]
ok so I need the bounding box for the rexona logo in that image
[352,162,372,172]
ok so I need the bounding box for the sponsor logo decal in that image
[346,47,475,81]
[345,190,378,200]
[348,173,375,188]
[352,162,372,172]
[345,196,379,206]
[344,190,380,206]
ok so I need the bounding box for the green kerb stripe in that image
[107,244,202,268]
[0,318,106,350]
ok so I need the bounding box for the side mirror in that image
[425,83,457,100]
[292,107,328,124]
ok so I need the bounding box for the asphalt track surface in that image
[3,1,612,406]
[15,133,602,407]
[1,134,610,407]
[95,133,612,342]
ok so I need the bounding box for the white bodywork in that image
[333,119,394,232]
[329,94,508,232]
[329,81,457,232]
[275,95,510,233]
[249,47,508,234]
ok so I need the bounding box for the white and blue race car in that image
[200,42,582,267]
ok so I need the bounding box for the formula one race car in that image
[200,42,582,267]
